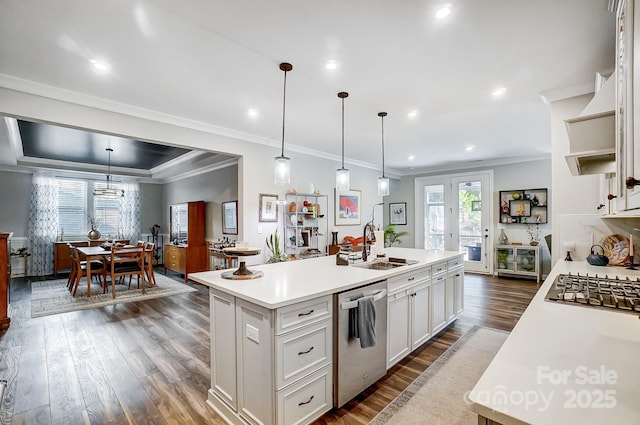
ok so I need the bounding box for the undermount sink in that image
[353,261,407,270]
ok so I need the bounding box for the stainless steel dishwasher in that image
[334,279,387,408]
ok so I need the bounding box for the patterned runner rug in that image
[31,273,197,318]
[370,326,509,425]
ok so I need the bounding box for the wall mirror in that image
[222,200,238,235]
[170,203,188,243]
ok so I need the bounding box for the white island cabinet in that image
[190,248,464,425]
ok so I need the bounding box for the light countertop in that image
[189,247,462,309]
[469,260,640,424]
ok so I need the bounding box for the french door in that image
[414,171,493,273]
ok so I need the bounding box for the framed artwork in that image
[471,200,482,211]
[389,202,407,225]
[335,189,361,225]
[222,200,238,234]
[259,193,278,222]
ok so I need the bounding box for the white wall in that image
[0,87,385,264]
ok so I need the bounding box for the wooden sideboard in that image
[164,201,208,282]
[1,233,11,330]
[54,239,129,277]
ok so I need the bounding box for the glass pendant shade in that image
[274,62,293,185]
[377,176,389,196]
[336,91,350,191]
[94,148,124,198]
[274,155,291,185]
[336,167,350,191]
[377,111,389,196]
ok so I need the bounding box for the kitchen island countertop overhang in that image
[189,247,462,309]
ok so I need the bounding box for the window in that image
[56,179,122,237]
[93,182,120,236]
[57,179,87,235]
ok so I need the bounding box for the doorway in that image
[414,171,493,273]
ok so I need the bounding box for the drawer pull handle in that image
[298,395,314,406]
[408,277,415,281]
[298,346,314,355]
[298,309,314,317]
[456,273,461,277]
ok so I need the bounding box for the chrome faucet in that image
[362,221,377,262]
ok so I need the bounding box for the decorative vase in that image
[498,229,509,245]
[87,228,101,240]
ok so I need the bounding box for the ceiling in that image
[0,0,616,177]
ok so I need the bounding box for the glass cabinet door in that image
[496,247,513,270]
[516,248,536,273]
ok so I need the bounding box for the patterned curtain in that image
[28,173,59,276]
[119,181,141,242]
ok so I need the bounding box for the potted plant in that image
[384,224,409,247]
[526,224,541,246]
[266,230,289,263]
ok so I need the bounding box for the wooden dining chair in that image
[69,246,107,296]
[108,246,146,299]
[144,242,157,286]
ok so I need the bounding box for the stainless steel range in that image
[544,273,640,314]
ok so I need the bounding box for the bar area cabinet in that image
[1,233,11,330]
[495,244,541,283]
[164,201,208,282]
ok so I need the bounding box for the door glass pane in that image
[424,184,444,250]
[458,180,482,261]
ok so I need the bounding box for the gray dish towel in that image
[348,295,377,348]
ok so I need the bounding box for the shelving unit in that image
[498,188,548,224]
[284,192,328,259]
[495,244,541,283]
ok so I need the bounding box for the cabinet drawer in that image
[276,319,332,390]
[277,365,332,425]
[432,261,447,277]
[387,267,430,293]
[276,295,332,335]
[447,256,463,270]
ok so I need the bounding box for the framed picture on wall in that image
[222,200,238,234]
[259,193,278,222]
[335,189,361,225]
[389,202,407,225]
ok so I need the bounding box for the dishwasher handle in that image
[340,289,387,310]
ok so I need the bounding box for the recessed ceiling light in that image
[325,60,339,70]
[492,87,507,97]
[435,7,451,19]
[247,108,259,118]
[89,59,111,72]
[465,145,476,152]
[408,110,418,118]
[408,154,416,161]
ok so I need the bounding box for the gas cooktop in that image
[544,273,640,315]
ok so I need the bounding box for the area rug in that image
[31,273,197,318]
[369,326,509,425]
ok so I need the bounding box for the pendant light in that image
[274,62,293,185]
[377,112,390,196]
[336,91,350,191]
[93,147,124,198]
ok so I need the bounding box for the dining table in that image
[76,245,109,297]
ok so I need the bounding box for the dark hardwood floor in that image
[0,271,538,425]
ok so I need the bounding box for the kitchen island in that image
[189,247,464,425]
[469,260,640,425]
